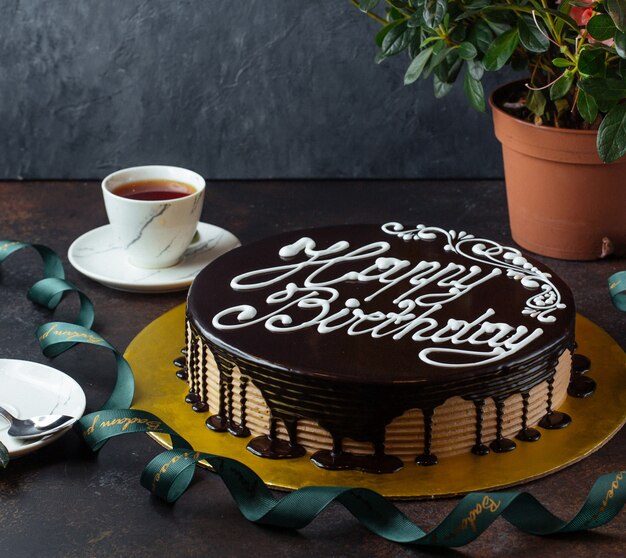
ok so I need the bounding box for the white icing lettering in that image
[212,223,565,368]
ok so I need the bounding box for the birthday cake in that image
[180,223,589,474]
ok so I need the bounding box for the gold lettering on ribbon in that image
[38,323,103,344]
[446,495,501,539]
[599,472,624,514]
[152,451,201,492]
[82,415,162,438]
[98,417,162,432]
[83,415,100,437]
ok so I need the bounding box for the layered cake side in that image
[179,223,591,474]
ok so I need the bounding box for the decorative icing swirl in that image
[381,223,566,323]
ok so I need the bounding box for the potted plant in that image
[352,0,626,260]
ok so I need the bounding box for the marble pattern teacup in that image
[102,165,205,269]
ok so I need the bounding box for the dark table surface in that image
[0,180,624,557]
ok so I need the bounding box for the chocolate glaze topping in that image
[185,224,580,473]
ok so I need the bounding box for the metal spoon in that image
[0,405,76,440]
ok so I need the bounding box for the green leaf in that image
[526,89,547,118]
[449,25,467,43]
[467,58,484,80]
[597,102,626,162]
[434,51,462,83]
[404,48,433,84]
[463,72,485,111]
[375,21,393,48]
[424,43,451,78]
[468,20,493,54]
[458,41,477,60]
[579,77,626,102]
[423,0,448,29]
[462,0,491,10]
[577,89,599,123]
[578,48,606,76]
[587,14,616,42]
[607,0,626,33]
[381,21,412,57]
[433,75,453,98]
[359,0,381,12]
[518,15,550,53]
[408,9,425,28]
[550,72,575,100]
[484,18,512,36]
[483,29,519,71]
[387,7,403,21]
[552,57,574,68]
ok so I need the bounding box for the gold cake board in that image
[127,303,626,499]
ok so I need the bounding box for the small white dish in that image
[0,359,86,458]
[68,222,241,293]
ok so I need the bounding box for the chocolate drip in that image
[226,368,235,422]
[192,400,209,412]
[471,400,490,456]
[183,323,190,355]
[206,357,230,432]
[516,392,541,442]
[572,354,591,374]
[247,435,307,459]
[539,411,572,429]
[206,416,227,432]
[239,376,249,433]
[568,375,596,398]
[179,324,190,380]
[415,408,438,466]
[192,343,211,412]
[539,375,572,429]
[247,417,306,459]
[223,361,250,437]
[173,355,188,380]
[310,447,403,474]
[204,345,251,435]
[185,332,199,403]
[283,418,299,447]
[568,353,596,398]
[190,339,208,412]
[185,392,200,405]
[489,399,516,453]
[306,428,402,474]
[192,318,572,471]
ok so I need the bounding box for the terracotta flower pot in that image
[490,82,626,261]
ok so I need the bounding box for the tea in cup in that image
[102,165,205,268]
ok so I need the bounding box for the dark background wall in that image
[0,0,508,180]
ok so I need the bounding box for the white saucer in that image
[68,222,241,293]
[0,359,86,458]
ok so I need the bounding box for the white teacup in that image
[102,165,206,269]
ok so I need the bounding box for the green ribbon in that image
[35,322,134,410]
[0,241,94,336]
[1,239,625,547]
[609,271,626,312]
[79,409,626,547]
[0,241,96,460]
